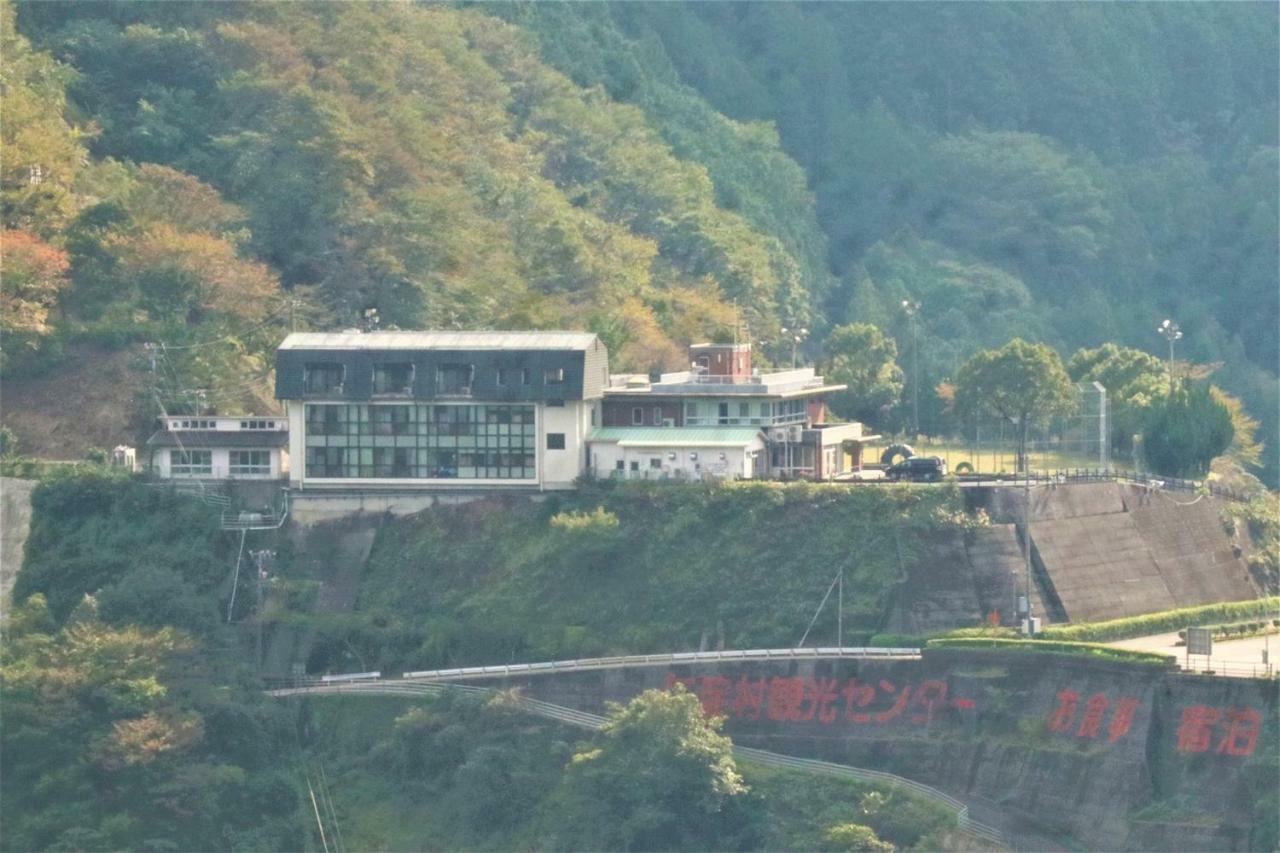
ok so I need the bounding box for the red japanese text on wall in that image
[1176,705,1261,757]
[1045,690,1143,744]
[1044,691,1263,757]
[662,674,976,726]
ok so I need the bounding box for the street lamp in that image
[1157,318,1182,395]
[780,326,808,369]
[901,300,920,438]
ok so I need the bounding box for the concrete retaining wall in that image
[463,650,1276,850]
[968,484,1258,624]
[0,478,36,620]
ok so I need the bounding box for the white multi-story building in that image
[274,331,607,492]
[145,415,289,479]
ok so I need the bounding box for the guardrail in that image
[147,481,232,507]
[947,468,1258,503]
[265,677,1005,848]
[1179,663,1277,680]
[266,649,922,690]
[393,648,921,683]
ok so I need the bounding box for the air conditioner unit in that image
[789,425,804,442]
[768,427,791,443]
[662,418,675,427]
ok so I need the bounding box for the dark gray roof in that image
[275,332,609,402]
[146,430,289,449]
[279,331,598,351]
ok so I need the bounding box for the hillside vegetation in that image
[4,473,978,851]
[4,0,817,418]
[497,2,1279,481]
[298,689,961,852]
[4,1,1275,483]
[287,482,978,674]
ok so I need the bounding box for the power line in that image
[156,303,290,350]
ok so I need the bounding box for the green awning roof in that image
[588,427,764,447]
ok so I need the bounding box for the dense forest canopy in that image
[3,0,1277,481]
[499,1,1278,480]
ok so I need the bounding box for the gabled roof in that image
[146,430,289,449]
[278,330,599,351]
[588,427,764,448]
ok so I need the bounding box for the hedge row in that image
[1178,619,1280,642]
[1037,597,1280,643]
[925,637,1175,667]
[868,626,1019,648]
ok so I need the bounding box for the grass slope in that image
[302,482,973,674]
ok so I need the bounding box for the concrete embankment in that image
[0,478,36,619]
[261,513,381,676]
[889,483,1261,632]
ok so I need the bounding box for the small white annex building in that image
[145,415,289,480]
[587,427,765,481]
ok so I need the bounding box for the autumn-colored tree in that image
[1,229,70,351]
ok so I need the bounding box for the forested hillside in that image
[2,0,820,447]
[497,2,1279,481]
[3,1,1276,481]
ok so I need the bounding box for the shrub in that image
[548,506,620,533]
[926,637,1175,666]
[823,823,894,852]
[1038,597,1280,643]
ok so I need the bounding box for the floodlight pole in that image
[1024,470,1034,635]
[902,300,920,438]
[1157,319,1182,395]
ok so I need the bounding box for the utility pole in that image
[837,567,843,648]
[1157,318,1182,395]
[902,300,920,438]
[247,549,276,670]
[1023,471,1034,635]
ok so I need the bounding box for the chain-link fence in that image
[912,382,1111,474]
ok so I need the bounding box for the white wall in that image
[541,400,593,489]
[587,441,761,481]
[287,401,307,486]
[155,447,283,480]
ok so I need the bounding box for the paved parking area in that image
[1109,630,1278,676]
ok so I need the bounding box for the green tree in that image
[823,322,904,426]
[956,339,1077,472]
[1142,381,1233,478]
[551,686,757,851]
[1068,342,1166,457]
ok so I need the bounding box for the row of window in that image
[616,450,730,470]
[303,404,557,480]
[622,399,807,427]
[304,362,566,395]
[169,450,271,476]
[684,399,806,426]
[305,404,537,437]
[168,419,281,431]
